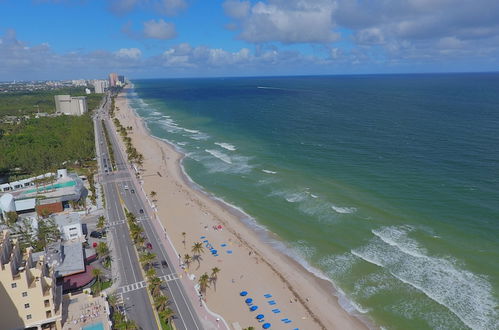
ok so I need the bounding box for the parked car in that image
[146,243,153,250]
[90,231,102,239]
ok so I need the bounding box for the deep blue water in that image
[129,73,499,330]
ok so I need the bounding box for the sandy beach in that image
[114,89,368,330]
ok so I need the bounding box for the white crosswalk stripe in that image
[159,273,180,282]
[119,281,146,294]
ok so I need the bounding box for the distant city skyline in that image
[1,0,499,80]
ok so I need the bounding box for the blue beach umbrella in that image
[211,249,218,254]
[262,323,271,329]
[250,305,258,311]
[240,291,248,296]
[256,314,264,320]
[245,298,253,304]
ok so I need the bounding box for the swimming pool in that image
[22,180,76,194]
[82,322,104,330]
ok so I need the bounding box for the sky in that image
[1,0,499,80]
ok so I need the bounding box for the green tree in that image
[198,273,210,296]
[96,241,109,257]
[191,242,204,269]
[154,294,169,312]
[3,211,18,225]
[97,215,105,231]
[210,267,221,290]
[139,251,156,269]
[183,254,191,269]
[148,276,163,297]
[150,191,157,200]
[35,218,61,251]
[159,308,174,325]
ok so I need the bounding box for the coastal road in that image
[94,94,204,330]
[94,110,158,330]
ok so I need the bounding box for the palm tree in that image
[107,293,118,307]
[134,234,146,250]
[181,232,186,248]
[92,268,103,293]
[130,224,144,243]
[150,191,157,200]
[159,308,175,325]
[145,268,156,280]
[148,276,163,297]
[198,273,210,297]
[183,254,191,269]
[96,241,109,258]
[154,294,169,312]
[139,251,156,269]
[191,242,204,256]
[97,215,105,231]
[210,267,221,290]
[191,242,204,269]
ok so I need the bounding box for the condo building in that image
[54,95,88,116]
[0,230,62,329]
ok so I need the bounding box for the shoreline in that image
[117,87,369,330]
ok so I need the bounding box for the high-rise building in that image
[93,79,108,94]
[0,230,62,329]
[108,73,118,87]
[54,95,88,116]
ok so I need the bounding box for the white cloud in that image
[114,48,142,59]
[143,19,177,40]
[223,0,340,44]
[223,0,250,19]
[156,0,187,16]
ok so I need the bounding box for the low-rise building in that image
[0,230,62,329]
[52,213,83,241]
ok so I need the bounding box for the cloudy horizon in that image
[1,0,499,80]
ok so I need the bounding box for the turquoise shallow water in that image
[129,74,499,330]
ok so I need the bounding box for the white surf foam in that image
[215,142,237,151]
[262,169,277,174]
[332,205,357,214]
[183,128,200,134]
[189,132,210,140]
[352,225,499,330]
[205,149,232,164]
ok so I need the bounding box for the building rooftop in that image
[33,241,85,278]
[52,213,81,228]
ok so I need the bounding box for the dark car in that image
[131,189,135,193]
[139,209,144,214]
[90,231,102,239]
[146,243,153,250]
[161,260,168,268]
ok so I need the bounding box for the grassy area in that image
[0,87,103,118]
[91,279,112,294]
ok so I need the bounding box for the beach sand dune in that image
[115,90,368,330]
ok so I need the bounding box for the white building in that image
[92,79,108,94]
[54,95,88,116]
[85,88,91,95]
[52,213,83,241]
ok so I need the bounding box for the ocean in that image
[128,74,499,330]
